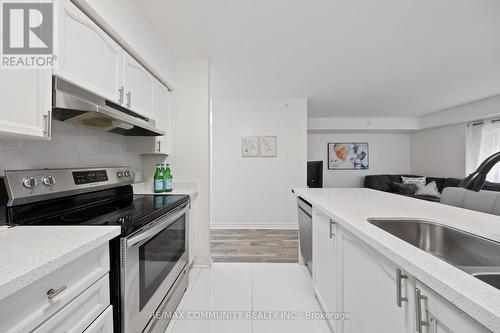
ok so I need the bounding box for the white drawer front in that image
[83,306,113,333]
[33,274,110,333]
[0,244,109,333]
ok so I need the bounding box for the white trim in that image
[210,223,298,230]
[192,257,213,268]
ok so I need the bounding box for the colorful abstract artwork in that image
[328,143,369,170]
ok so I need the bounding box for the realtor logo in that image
[1,1,55,68]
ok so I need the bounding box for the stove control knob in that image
[117,171,124,178]
[42,176,56,187]
[21,177,39,189]
[124,170,130,177]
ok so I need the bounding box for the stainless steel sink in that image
[368,218,500,290]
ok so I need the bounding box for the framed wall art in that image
[327,142,369,170]
[241,136,259,157]
[259,136,276,157]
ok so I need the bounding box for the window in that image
[467,120,500,182]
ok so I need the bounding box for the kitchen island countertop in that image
[293,187,500,332]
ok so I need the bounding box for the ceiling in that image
[135,0,500,117]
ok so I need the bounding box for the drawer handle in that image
[415,288,430,333]
[47,285,67,300]
[396,269,408,307]
[329,218,336,238]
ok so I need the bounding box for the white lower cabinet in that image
[312,207,338,332]
[33,275,110,333]
[0,244,113,333]
[339,227,410,333]
[83,306,114,333]
[414,281,489,333]
[309,214,491,333]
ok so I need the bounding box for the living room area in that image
[307,93,500,206]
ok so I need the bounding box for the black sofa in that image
[364,174,500,202]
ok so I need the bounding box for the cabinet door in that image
[123,53,155,118]
[414,282,489,333]
[83,306,113,333]
[340,228,410,333]
[55,0,123,104]
[0,69,51,139]
[125,83,171,155]
[155,84,172,154]
[312,208,338,331]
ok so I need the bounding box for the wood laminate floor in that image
[210,229,299,263]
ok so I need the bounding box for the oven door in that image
[121,202,189,333]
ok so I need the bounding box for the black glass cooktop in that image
[0,185,189,236]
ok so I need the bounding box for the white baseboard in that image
[192,257,213,268]
[210,223,298,230]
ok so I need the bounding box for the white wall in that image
[410,123,467,178]
[212,98,307,229]
[167,59,211,266]
[307,132,410,188]
[0,120,143,176]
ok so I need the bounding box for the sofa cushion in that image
[402,176,427,186]
[364,175,392,192]
[482,181,500,192]
[389,182,418,195]
[426,177,446,192]
[415,181,441,198]
[387,174,421,183]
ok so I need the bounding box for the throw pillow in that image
[389,182,418,195]
[401,176,426,186]
[415,181,441,198]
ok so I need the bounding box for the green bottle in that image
[153,164,164,193]
[163,164,173,192]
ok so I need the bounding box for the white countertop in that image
[133,181,199,199]
[0,225,120,301]
[293,187,500,332]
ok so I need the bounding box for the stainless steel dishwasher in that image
[297,197,313,275]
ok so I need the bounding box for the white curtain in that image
[467,120,500,182]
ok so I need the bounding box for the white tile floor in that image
[165,263,331,333]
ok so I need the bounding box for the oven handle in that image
[126,202,189,248]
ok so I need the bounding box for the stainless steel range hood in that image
[52,77,165,136]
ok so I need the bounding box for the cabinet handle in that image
[329,218,335,238]
[157,140,161,152]
[415,288,430,333]
[126,91,132,108]
[43,110,52,139]
[396,269,408,307]
[118,86,124,104]
[47,285,67,300]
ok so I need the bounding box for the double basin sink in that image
[368,219,500,290]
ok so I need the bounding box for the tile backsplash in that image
[0,120,144,176]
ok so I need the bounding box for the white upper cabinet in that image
[155,83,172,154]
[0,0,171,141]
[0,69,52,140]
[126,82,172,155]
[55,0,123,104]
[122,53,155,119]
